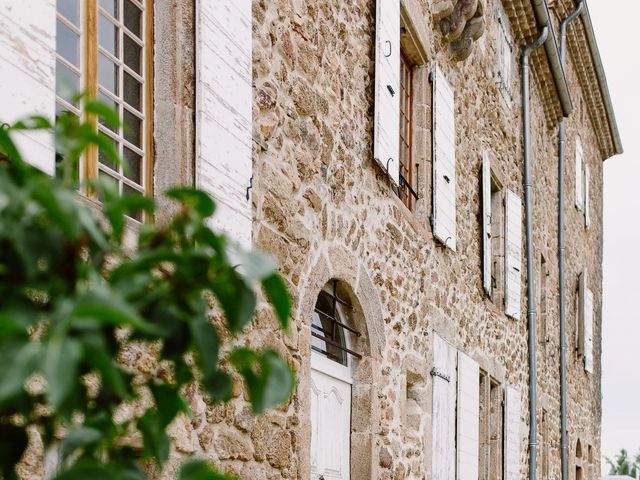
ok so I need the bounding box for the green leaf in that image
[0,342,40,405]
[229,348,295,414]
[43,338,83,410]
[138,411,170,465]
[54,461,113,480]
[81,333,129,399]
[85,100,121,128]
[61,426,104,457]
[104,193,155,238]
[261,273,291,329]
[166,187,215,218]
[72,291,159,334]
[150,383,188,429]
[179,459,237,480]
[12,115,53,131]
[0,424,28,480]
[231,248,277,282]
[190,316,220,375]
[0,126,23,165]
[210,269,256,334]
[202,369,233,403]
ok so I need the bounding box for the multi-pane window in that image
[479,372,504,480]
[490,177,505,303]
[55,0,152,210]
[397,52,417,210]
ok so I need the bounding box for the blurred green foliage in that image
[0,101,294,479]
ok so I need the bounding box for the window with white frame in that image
[496,8,514,101]
[55,0,153,216]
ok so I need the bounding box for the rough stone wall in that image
[151,0,605,479]
[14,0,605,478]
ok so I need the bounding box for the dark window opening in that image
[311,280,361,366]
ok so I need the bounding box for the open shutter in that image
[504,385,522,480]
[482,152,492,294]
[432,64,457,251]
[584,288,594,373]
[456,352,479,480]
[432,334,457,480]
[196,0,253,248]
[584,165,591,228]
[504,190,522,319]
[575,138,584,210]
[0,1,56,174]
[373,0,400,186]
[578,269,594,373]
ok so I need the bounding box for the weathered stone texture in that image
[15,0,606,478]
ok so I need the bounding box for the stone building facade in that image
[0,0,621,479]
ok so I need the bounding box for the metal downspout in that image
[522,25,548,480]
[558,4,584,480]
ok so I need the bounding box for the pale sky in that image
[589,0,640,462]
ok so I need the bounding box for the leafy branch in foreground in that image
[0,103,295,479]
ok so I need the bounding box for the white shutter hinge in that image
[430,367,451,382]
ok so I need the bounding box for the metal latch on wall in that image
[430,367,451,383]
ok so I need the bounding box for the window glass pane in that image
[99,0,118,18]
[123,147,141,184]
[56,20,80,66]
[99,14,118,56]
[123,110,141,148]
[98,170,119,200]
[123,183,143,221]
[57,0,80,27]
[97,93,119,134]
[98,53,119,95]
[56,61,80,104]
[123,72,141,112]
[98,134,118,170]
[123,35,141,75]
[124,0,142,38]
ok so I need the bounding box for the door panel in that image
[310,356,351,480]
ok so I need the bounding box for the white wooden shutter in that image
[504,190,522,319]
[456,352,480,480]
[196,0,253,248]
[578,269,594,373]
[432,64,457,251]
[584,288,594,373]
[373,0,400,186]
[0,1,56,175]
[584,165,591,228]
[482,152,492,294]
[575,138,584,210]
[432,334,457,480]
[504,385,522,480]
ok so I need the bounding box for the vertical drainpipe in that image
[558,4,584,480]
[521,25,548,480]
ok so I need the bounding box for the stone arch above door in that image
[297,246,385,480]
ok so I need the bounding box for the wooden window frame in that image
[397,51,417,210]
[57,0,154,207]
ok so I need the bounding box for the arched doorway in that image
[310,280,362,480]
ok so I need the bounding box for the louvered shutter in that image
[196,0,253,248]
[504,190,522,319]
[504,385,522,480]
[432,334,457,480]
[456,352,479,480]
[575,138,584,210]
[0,1,56,174]
[432,64,457,251]
[373,0,400,186]
[584,165,591,228]
[482,152,492,294]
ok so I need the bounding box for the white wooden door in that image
[310,353,352,480]
[432,334,457,480]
